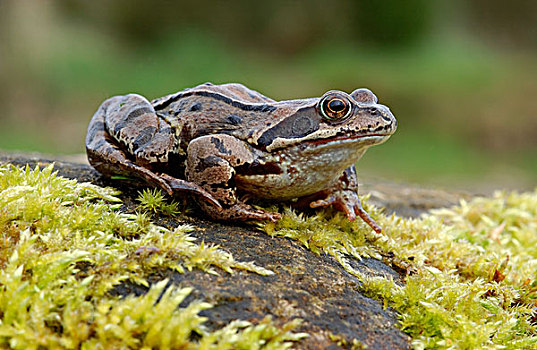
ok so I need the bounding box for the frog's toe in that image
[204,203,281,222]
[311,194,358,221]
[230,204,282,222]
[309,190,382,233]
[159,173,221,208]
[354,205,382,233]
[309,195,337,209]
[263,211,283,222]
[343,205,358,221]
[159,182,175,196]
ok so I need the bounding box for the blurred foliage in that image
[351,0,433,46]
[55,0,434,51]
[464,0,537,48]
[0,0,536,190]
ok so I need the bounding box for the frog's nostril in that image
[369,107,379,116]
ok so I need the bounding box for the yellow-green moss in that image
[0,164,305,349]
[264,192,537,349]
[3,162,537,349]
[137,188,182,217]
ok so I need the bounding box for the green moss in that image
[0,164,306,349]
[4,162,536,348]
[328,332,368,350]
[264,192,537,349]
[137,188,182,217]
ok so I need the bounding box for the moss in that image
[136,188,182,217]
[0,164,306,349]
[264,192,537,349]
[3,162,536,349]
[328,332,368,349]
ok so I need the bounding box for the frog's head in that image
[257,88,397,152]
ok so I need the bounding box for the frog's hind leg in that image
[86,95,220,207]
[186,134,281,222]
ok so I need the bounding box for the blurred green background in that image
[1,0,536,192]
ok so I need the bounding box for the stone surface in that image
[0,151,470,349]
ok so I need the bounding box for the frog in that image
[86,82,397,232]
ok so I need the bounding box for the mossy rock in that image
[0,152,415,348]
[2,151,536,349]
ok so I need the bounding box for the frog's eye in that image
[320,95,352,121]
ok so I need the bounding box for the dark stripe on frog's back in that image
[153,90,277,113]
[155,92,279,144]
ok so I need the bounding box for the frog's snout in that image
[366,104,397,134]
[379,105,397,131]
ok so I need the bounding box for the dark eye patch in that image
[257,107,319,147]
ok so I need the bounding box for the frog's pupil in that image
[328,99,345,113]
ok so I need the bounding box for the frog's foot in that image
[198,201,281,222]
[310,190,382,233]
[87,144,220,208]
[158,173,221,208]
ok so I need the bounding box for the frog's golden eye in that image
[320,96,352,121]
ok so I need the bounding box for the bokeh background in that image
[1,0,536,192]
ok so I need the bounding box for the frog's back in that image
[152,82,275,109]
[152,83,279,145]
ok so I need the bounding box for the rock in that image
[0,151,469,349]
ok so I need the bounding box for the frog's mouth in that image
[309,134,390,146]
[266,133,391,152]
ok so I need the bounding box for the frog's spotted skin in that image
[86,82,397,231]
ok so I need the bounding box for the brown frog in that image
[86,82,397,232]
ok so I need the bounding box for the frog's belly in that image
[236,164,338,199]
[235,139,371,200]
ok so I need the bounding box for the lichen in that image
[0,164,305,349]
[264,192,537,349]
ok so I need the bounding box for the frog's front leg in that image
[308,166,382,233]
[186,134,282,222]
